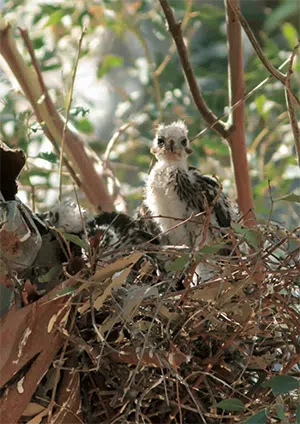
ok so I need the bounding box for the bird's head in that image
[151,121,192,164]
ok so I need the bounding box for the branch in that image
[225,0,256,226]
[0,22,115,212]
[228,0,300,107]
[158,0,230,139]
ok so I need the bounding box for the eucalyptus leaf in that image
[64,233,89,252]
[245,409,268,424]
[262,375,299,395]
[215,398,245,412]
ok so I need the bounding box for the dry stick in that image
[158,0,229,139]
[19,28,82,188]
[285,44,300,167]
[0,22,114,212]
[58,28,86,201]
[225,0,256,226]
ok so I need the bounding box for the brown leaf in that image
[0,283,72,423]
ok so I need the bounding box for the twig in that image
[103,122,135,161]
[19,28,82,189]
[285,43,300,167]
[158,0,229,139]
[58,28,86,201]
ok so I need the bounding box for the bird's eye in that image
[181,138,188,147]
[157,138,165,147]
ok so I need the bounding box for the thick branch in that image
[158,0,229,139]
[0,22,115,212]
[225,0,256,226]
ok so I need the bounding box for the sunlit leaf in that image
[74,118,94,134]
[274,193,300,203]
[39,265,62,283]
[215,398,245,412]
[64,233,89,252]
[97,55,124,78]
[282,22,298,49]
[262,375,299,395]
[44,10,64,27]
[245,409,268,424]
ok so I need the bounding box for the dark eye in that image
[181,138,188,147]
[157,138,165,147]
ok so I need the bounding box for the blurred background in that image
[0,0,299,226]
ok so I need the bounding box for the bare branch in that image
[225,0,256,226]
[0,21,115,212]
[228,0,285,81]
[228,0,300,107]
[158,0,230,139]
[58,28,86,201]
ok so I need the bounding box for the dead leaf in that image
[22,402,46,417]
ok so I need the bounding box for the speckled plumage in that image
[138,121,238,282]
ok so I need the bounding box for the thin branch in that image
[155,0,194,77]
[285,43,300,167]
[228,0,285,82]
[158,0,229,139]
[0,21,115,212]
[225,0,255,226]
[19,28,82,189]
[190,54,296,141]
[58,28,86,201]
[103,122,134,161]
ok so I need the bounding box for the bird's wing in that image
[188,167,238,227]
[134,202,162,239]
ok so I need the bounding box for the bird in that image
[137,120,239,282]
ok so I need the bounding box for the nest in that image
[1,213,299,424]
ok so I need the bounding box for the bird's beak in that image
[166,139,175,153]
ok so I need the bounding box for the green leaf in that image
[37,152,58,163]
[56,286,77,297]
[255,94,267,118]
[245,409,268,424]
[231,223,260,249]
[296,404,300,423]
[71,106,90,117]
[169,254,189,272]
[44,10,64,27]
[39,265,62,283]
[64,233,89,252]
[282,23,298,49]
[74,118,94,134]
[262,375,299,395]
[97,55,124,78]
[199,243,225,254]
[275,403,288,423]
[274,193,300,203]
[215,398,245,412]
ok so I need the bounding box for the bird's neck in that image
[154,158,189,172]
